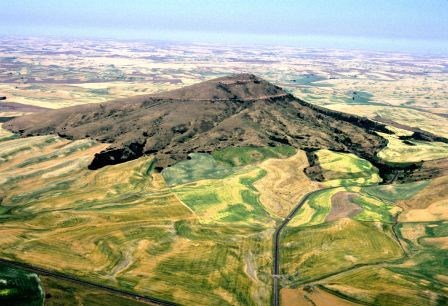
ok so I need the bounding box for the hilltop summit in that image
[5,74,388,169]
[151,74,287,101]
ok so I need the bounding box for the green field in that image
[162,153,235,186]
[287,188,342,227]
[162,146,296,186]
[317,220,448,306]
[315,149,381,186]
[173,167,273,225]
[378,131,448,163]
[281,219,403,284]
[360,181,429,203]
[211,146,296,167]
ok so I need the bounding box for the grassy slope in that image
[281,219,403,284]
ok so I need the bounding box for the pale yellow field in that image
[327,104,448,138]
[315,149,381,187]
[398,175,448,215]
[281,287,360,306]
[254,150,321,218]
[0,123,13,139]
[399,199,448,222]
[378,131,448,162]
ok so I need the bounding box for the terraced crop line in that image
[0,258,178,306]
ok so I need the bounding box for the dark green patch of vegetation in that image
[0,117,15,123]
[221,204,251,222]
[0,263,44,306]
[88,88,110,95]
[0,134,19,142]
[240,169,267,190]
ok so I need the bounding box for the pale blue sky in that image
[2,0,448,53]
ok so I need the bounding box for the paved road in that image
[270,179,403,306]
[272,188,335,306]
[0,258,178,306]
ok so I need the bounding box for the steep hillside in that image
[5,74,389,169]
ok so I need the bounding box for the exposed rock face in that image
[5,74,389,169]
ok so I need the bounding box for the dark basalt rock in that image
[399,130,448,144]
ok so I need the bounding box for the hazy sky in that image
[2,0,448,53]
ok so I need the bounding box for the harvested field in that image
[254,150,321,218]
[322,266,444,306]
[326,192,362,222]
[281,287,360,306]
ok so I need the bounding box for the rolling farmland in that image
[1,130,447,305]
[0,134,318,305]
[278,153,447,305]
[1,37,447,305]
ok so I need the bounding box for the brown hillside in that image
[5,74,389,170]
